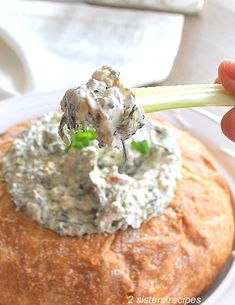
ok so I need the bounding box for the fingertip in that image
[218,60,235,96]
[218,59,235,79]
[221,107,235,142]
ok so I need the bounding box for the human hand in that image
[216,60,235,141]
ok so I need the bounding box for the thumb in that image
[221,107,235,142]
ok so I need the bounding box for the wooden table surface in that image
[162,0,235,86]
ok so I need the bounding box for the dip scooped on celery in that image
[58,66,235,158]
[58,66,145,158]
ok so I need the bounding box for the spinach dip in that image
[58,66,145,159]
[3,113,181,236]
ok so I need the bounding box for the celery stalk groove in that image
[132,84,235,113]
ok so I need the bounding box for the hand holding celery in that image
[133,84,235,113]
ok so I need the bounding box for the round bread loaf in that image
[0,115,234,305]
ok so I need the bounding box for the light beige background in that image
[162,0,235,85]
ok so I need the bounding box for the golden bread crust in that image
[0,115,234,305]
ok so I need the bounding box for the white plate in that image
[0,91,235,305]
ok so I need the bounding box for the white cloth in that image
[0,0,184,100]
[88,0,205,14]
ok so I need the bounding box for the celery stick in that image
[132,84,235,113]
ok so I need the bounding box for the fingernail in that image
[219,60,235,79]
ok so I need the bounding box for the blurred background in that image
[0,0,234,101]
